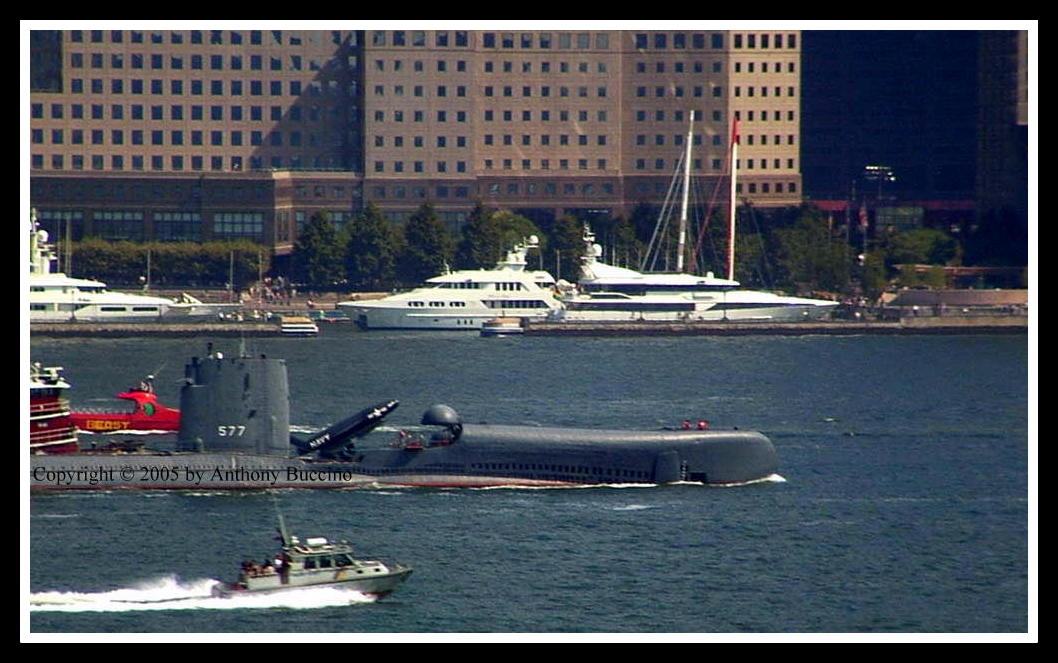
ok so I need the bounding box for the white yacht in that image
[28,212,239,323]
[553,227,838,322]
[338,237,562,330]
[553,119,838,323]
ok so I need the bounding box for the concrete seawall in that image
[30,322,280,337]
[522,316,1028,337]
[30,315,1027,338]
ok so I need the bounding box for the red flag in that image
[731,118,740,145]
[858,202,869,229]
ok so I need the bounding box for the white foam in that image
[29,575,376,613]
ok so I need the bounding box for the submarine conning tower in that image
[178,347,291,454]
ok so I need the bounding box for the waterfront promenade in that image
[30,312,1027,338]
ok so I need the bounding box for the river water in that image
[26,328,1033,639]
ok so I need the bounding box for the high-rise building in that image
[28,28,803,254]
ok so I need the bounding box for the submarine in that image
[29,348,779,490]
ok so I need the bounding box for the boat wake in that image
[29,575,377,612]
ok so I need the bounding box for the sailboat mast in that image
[727,118,739,282]
[676,117,693,273]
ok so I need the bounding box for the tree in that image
[70,239,265,288]
[861,251,889,301]
[455,205,546,270]
[886,228,960,267]
[607,215,645,271]
[290,211,345,288]
[454,203,504,270]
[773,215,853,294]
[399,203,454,284]
[548,214,585,283]
[345,202,402,290]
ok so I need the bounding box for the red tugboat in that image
[29,363,79,454]
[69,376,180,434]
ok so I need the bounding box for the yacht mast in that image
[727,118,739,281]
[676,117,693,273]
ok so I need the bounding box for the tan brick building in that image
[28,28,803,253]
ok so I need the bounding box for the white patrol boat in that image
[212,514,412,599]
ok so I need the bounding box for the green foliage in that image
[773,216,853,294]
[886,228,959,267]
[549,214,586,282]
[70,239,267,289]
[399,203,455,284]
[290,211,346,288]
[345,202,402,290]
[589,214,645,272]
[894,264,949,289]
[455,206,546,270]
[861,251,889,300]
[454,204,507,270]
[492,210,545,259]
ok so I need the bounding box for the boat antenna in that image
[272,494,292,547]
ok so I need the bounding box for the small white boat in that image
[279,316,319,337]
[212,514,412,599]
[480,317,524,337]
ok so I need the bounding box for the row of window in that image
[47,80,793,104]
[636,133,798,148]
[637,84,796,99]
[371,185,472,200]
[350,178,800,203]
[32,102,344,122]
[40,209,353,244]
[634,32,798,51]
[32,150,798,175]
[68,50,797,79]
[69,52,349,74]
[44,212,262,239]
[68,29,795,52]
[33,128,338,148]
[30,153,342,172]
[633,157,797,172]
[32,101,793,128]
[70,29,354,48]
[58,78,351,97]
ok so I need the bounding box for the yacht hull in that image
[343,303,550,330]
[558,302,836,323]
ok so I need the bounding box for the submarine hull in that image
[29,351,779,490]
[29,427,778,490]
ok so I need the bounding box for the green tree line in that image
[67,238,268,290]
[67,202,1014,298]
[290,202,598,290]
